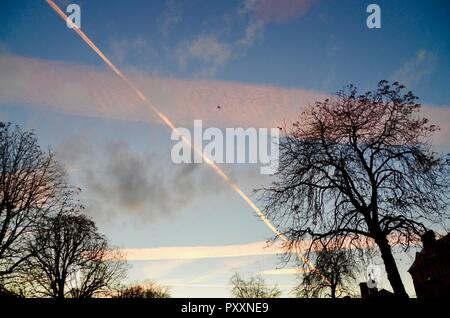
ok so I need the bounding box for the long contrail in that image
[45,0,314,268]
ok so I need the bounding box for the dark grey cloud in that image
[56,137,224,223]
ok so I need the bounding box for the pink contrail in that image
[45,0,316,270]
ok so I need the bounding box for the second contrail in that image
[45,0,315,268]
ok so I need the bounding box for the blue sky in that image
[2,0,449,102]
[1,0,449,297]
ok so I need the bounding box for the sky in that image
[0,0,449,297]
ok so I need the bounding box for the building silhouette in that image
[359,282,395,298]
[408,230,450,298]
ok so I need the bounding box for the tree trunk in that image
[375,236,409,298]
[57,280,65,299]
[330,285,336,298]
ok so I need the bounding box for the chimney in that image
[359,282,379,298]
[421,230,436,254]
[359,282,369,298]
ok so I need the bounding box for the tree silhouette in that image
[261,81,450,297]
[230,272,281,298]
[26,212,126,298]
[0,122,69,279]
[114,281,171,298]
[294,241,358,298]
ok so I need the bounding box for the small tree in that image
[114,281,171,298]
[230,272,281,298]
[26,212,127,298]
[261,81,450,297]
[294,242,358,298]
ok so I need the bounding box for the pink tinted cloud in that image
[123,241,282,261]
[123,235,412,262]
[0,53,324,128]
[0,53,449,148]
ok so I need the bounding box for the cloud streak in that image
[122,234,386,261]
[1,53,449,148]
[0,53,324,128]
[123,241,282,261]
[259,267,307,275]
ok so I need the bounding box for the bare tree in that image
[0,122,68,279]
[67,249,127,299]
[230,272,281,298]
[294,241,358,298]
[26,212,127,298]
[113,281,171,298]
[260,81,450,297]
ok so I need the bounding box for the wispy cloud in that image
[178,35,233,77]
[162,282,297,288]
[123,241,283,261]
[259,267,307,275]
[235,19,264,51]
[108,36,160,73]
[158,0,182,37]
[392,49,437,86]
[176,0,317,77]
[123,235,385,262]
